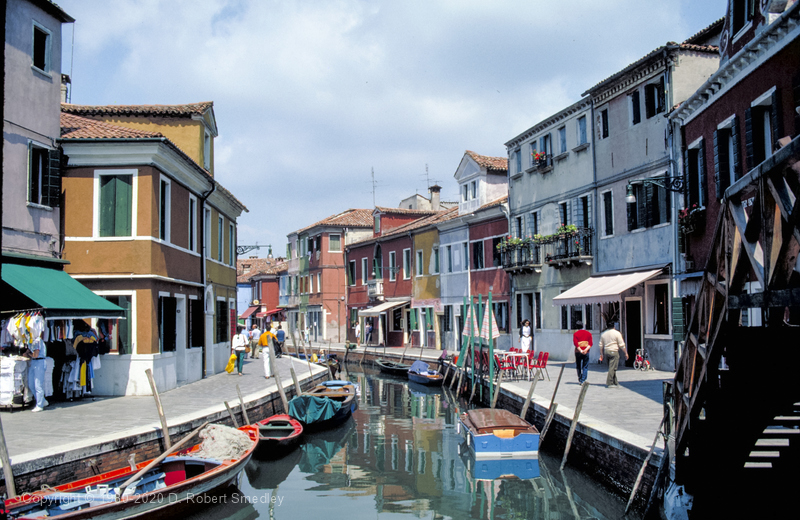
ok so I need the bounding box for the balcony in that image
[367,278,384,300]
[501,244,542,273]
[543,227,594,268]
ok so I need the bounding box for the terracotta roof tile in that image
[61,101,214,118]
[348,207,459,248]
[294,209,374,235]
[61,112,164,139]
[374,206,439,216]
[476,195,509,212]
[465,151,508,172]
[237,258,286,283]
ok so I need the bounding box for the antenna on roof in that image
[421,164,442,193]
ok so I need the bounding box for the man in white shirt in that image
[598,322,628,388]
[249,324,261,359]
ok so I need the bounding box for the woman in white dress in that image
[519,319,533,353]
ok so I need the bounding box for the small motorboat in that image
[3,424,258,519]
[458,408,539,459]
[407,360,444,386]
[288,380,359,432]
[255,414,303,458]
[375,359,411,376]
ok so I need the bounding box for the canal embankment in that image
[0,356,328,496]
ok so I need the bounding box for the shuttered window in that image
[28,144,61,208]
[99,174,133,237]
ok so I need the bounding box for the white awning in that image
[358,299,410,317]
[552,269,664,306]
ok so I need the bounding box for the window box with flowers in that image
[679,205,705,235]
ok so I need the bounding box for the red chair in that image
[494,354,516,380]
[532,351,550,381]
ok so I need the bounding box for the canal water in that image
[188,367,642,519]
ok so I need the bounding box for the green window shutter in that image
[410,309,417,330]
[115,175,133,236]
[672,298,685,342]
[44,148,62,208]
[99,176,116,237]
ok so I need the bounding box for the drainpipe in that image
[590,100,598,275]
[199,182,216,378]
[665,53,681,371]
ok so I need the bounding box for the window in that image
[188,196,197,252]
[317,272,321,293]
[530,211,539,236]
[534,292,542,329]
[713,116,741,199]
[217,217,223,260]
[443,305,452,332]
[561,295,569,330]
[685,139,707,210]
[570,305,582,330]
[462,184,469,202]
[540,133,552,159]
[627,175,671,230]
[492,237,502,267]
[215,299,228,343]
[630,90,641,125]
[599,109,609,139]
[228,223,235,265]
[28,143,60,208]
[529,141,538,167]
[158,295,177,352]
[159,178,171,242]
[99,173,133,237]
[416,250,424,276]
[731,0,754,36]
[644,77,666,119]
[559,202,569,227]
[389,251,397,281]
[492,302,508,332]
[471,181,477,199]
[646,283,670,336]
[189,298,203,348]
[446,245,452,273]
[462,242,469,271]
[203,130,212,170]
[577,116,588,145]
[329,234,342,252]
[472,241,484,270]
[514,149,521,173]
[361,258,368,285]
[746,89,780,170]
[100,295,132,354]
[348,260,356,286]
[433,247,439,274]
[32,23,51,72]
[601,190,614,237]
[403,248,411,279]
[374,215,381,233]
[558,126,567,154]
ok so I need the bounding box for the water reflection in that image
[226,369,639,519]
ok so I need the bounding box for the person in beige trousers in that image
[598,322,628,387]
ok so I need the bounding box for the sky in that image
[57,0,728,254]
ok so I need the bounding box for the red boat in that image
[3,425,258,519]
[255,414,303,458]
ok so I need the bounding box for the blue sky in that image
[57,0,728,252]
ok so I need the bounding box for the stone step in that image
[744,461,772,469]
[749,450,781,458]
[755,438,790,447]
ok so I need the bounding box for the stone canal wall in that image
[2,370,328,496]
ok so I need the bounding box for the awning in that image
[552,268,664,306]
[1,264,125,319]
[256,309,282,318]
[358,299,410,317]
[240,305,259,319]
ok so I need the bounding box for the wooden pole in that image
[539,403,558,443]
[520,368,543,420]
[399,343,409,363]
[490,367,503,409]
[469,349,478,403]
[236,385,250,426]
[443,360,452,383]
[224,402,240,427]
[625,415,667,514]
[290,366,302,396]
[268,337,289,412]
[487,291,494,407]
[117,421,209,497]
[302,342,313,377]
[560,382,589,470]
[0,415,17,498]
[145,368,171,451]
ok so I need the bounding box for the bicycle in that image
[633,348,653,371]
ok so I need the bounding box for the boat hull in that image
[407,372,443,386]
[458,409,539,460]
[375,359,411,376]
[291,381,359,433]
[256,414,303,458]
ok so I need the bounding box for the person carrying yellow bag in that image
[225,352,237,373]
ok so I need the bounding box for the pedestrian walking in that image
[24,328,48,412]
[249,323,261,359]
[573,320,592,385]
[355,322,361,346]
[519,319,533,353]
[258,327,277,379]
[365,322,373,345]
[231,326,248,376]
[275,324,285,358]
[598,319,627,388]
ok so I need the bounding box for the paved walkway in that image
[2,355,326,463]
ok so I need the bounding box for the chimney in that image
[429,184,441,211]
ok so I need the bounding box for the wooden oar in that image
[116,421,209,497]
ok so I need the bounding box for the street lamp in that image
[625,175,685,204]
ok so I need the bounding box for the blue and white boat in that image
[458,408,539,459]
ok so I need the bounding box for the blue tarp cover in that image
[409,360,432,374]
[289,394,343,424]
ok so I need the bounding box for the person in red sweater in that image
[573,320,592,385]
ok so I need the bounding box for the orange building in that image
[59,103,247,395]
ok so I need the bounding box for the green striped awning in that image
[1,264,125,319]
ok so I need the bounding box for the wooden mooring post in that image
[560,381,589,471]
[490,369,504,408]
[236,385,250,426]
[625,414,667,514]
[224,402,240,427]
[520,368,543,420]
[145,368,171,451]
[290,366,302,396]
[0,416,16,498]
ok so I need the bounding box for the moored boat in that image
[255,414,303,458]
[3,424,258,519]
[407,360,444,386]
[375,359,411,376]
[288,380,359,432]
[458,408,539,459]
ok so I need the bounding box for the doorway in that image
[624,298,642,368]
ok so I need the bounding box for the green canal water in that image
[188,368,642,519]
